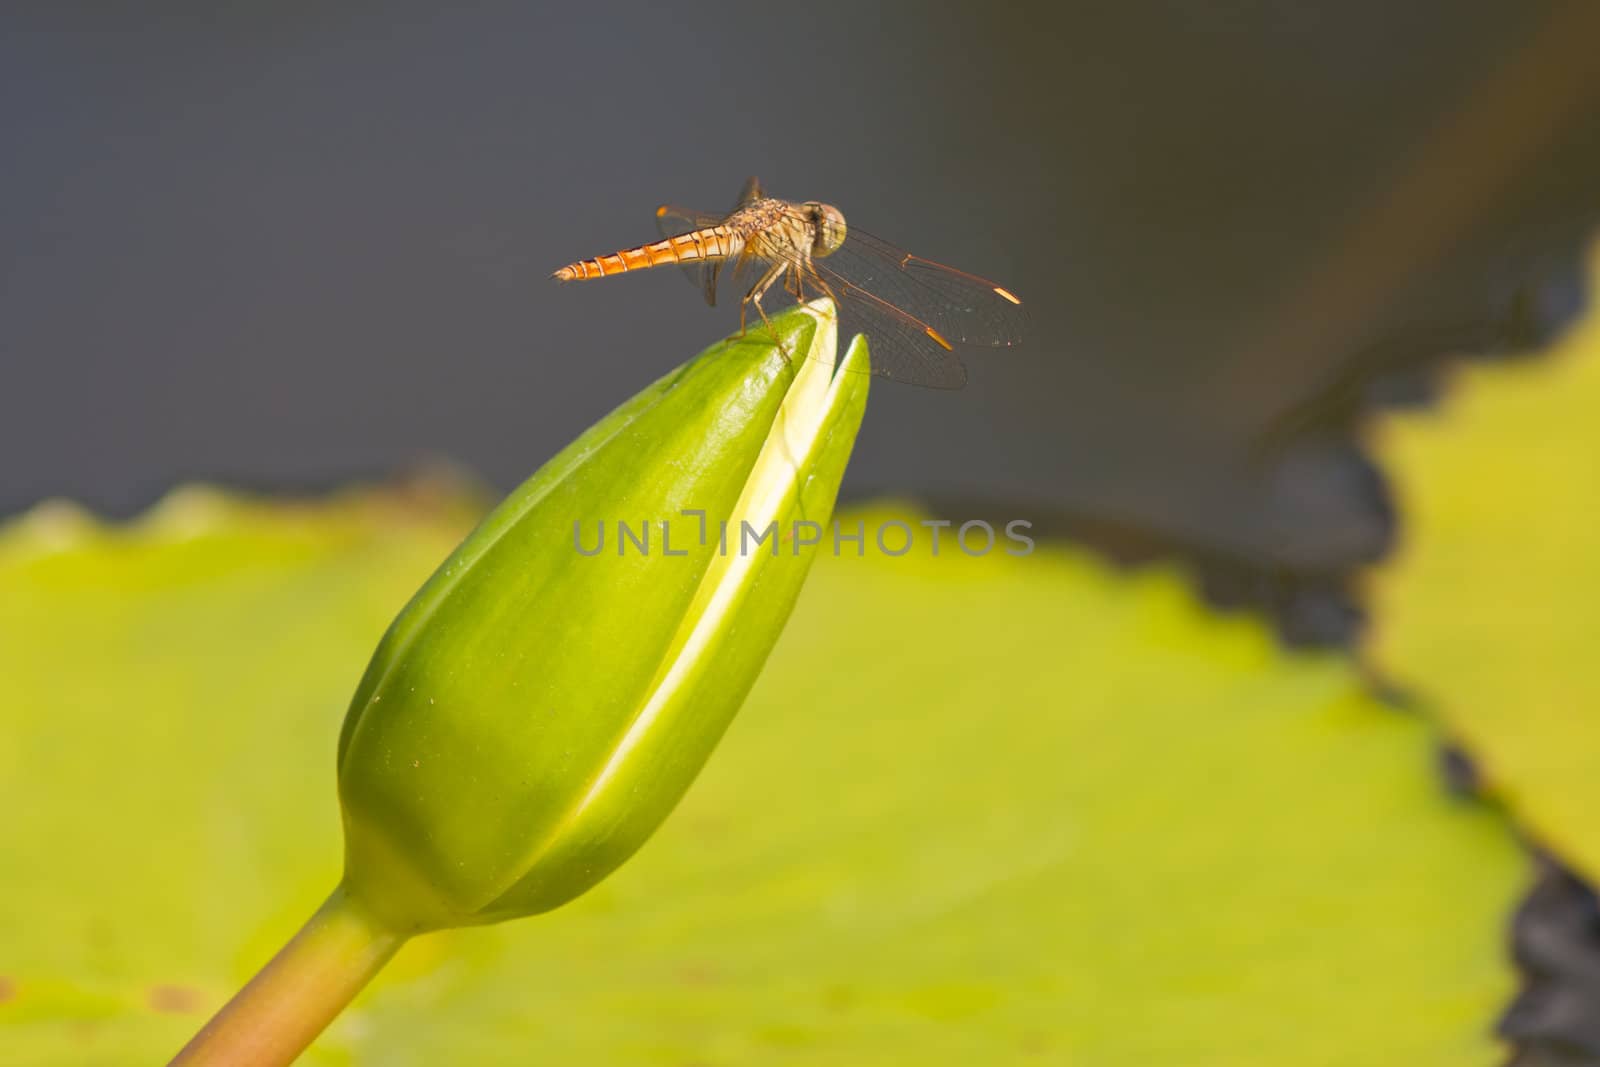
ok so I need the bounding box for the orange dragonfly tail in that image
[552,223,735,282]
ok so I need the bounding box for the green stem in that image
[169,885,405,1067]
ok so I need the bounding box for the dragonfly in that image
[552,177,1025,388]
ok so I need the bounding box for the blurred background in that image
[7,6,1600,1062]
[3,0,1598,597]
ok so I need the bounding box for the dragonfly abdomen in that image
[553,227,736,281]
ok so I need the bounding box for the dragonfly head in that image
[802,202,848,258]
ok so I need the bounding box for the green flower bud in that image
[335,301,869,933]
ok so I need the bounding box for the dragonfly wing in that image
[814,220,1027,348]
[805,258,970,389]
[780,204,1022,387]
[733,175,765,207]
[655,204,728,307]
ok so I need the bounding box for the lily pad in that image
[0,489,1521,1063]
[1370,246,1600,883]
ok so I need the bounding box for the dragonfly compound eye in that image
[812,203,848,258]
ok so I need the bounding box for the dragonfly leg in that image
[800,265,841,334]
[804,264,837,304]
[742,261,793,362]
[732,248,766,336]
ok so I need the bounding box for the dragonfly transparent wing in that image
[815,224,1027,347]
[788,209,1026,388]
[796,260,970,388]
[654,205,726,307]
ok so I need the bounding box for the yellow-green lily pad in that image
[1370,247,1600,883]
[0,488,1522,1063]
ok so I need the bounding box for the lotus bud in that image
[336,300,869,933]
